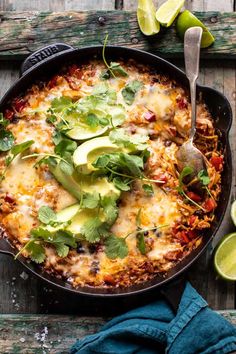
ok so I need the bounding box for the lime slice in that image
[155,0,185,27]
[231,200,236,227]
[176,10,215,48]
[214,233,236,281]
[137,0,160,36]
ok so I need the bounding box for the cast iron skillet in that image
[0,43,233,303]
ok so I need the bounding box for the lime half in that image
[231,200,236,227]
[176,10,215,48]
[156,0,185,27]
[137,0,160,36]
[214,233,236,281]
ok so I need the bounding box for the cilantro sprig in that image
[93,151,163,191]
[0,113,14,152]
[177,166,205,211]
[15,228,77,263]
[101,35,128,80]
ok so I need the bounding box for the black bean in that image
[76,242,85,254]
[155,230,162,237]
[164,140,172,147]
[195,210,203,217]
[143,231,149,236]
[90,261,100,275]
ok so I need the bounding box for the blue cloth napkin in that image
[71,282,236,354]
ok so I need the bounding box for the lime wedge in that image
[231,200,236,227]
[155,0,185,27]
[176,10,215,48]
[214,233,236,281]
[137,0,160,36]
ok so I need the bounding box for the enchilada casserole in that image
[0,58,223,288]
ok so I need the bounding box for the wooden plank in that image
[0,0,115,11]
[0,312,235,353]
[122,0,234,11]
[0,10,235,60]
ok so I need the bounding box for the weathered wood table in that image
[0,0,235,352]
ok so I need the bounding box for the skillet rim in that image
[0,45,233,297]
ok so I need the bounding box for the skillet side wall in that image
[0,46,232,296]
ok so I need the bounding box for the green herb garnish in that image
[121,80,143,105]
[177,166,205,211]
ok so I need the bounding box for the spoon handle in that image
[184,27,203,140]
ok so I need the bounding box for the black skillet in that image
[0,44,232,310]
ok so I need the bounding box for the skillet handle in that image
[0,236,15,256]
[160,276,187,314]
[20,43,75,76]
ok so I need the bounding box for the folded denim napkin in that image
[71,282,236,354]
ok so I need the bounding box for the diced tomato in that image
[189,215,197,226]
[172,223,180,235]
[144,110,156,122]
[177,97,188,109]
[168,126,177,137]
[4,194,15,203]
[68,64,83,79]
[187,191,202,202]
[202,198,216,212]
[176,231,190,244]
[48,75,59,89]
[188,230,197,239]
[14,98,26,112]
[4,109,14,121]
[104,274,116,285]
[210,156,223,171]
[153,174,167,185]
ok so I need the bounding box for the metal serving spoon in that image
[176,26,206,176]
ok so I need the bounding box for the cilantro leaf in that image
[113,177,131,191]
[109,62,128,77]
[120,154,143,177]
[26,241,46,264]
[101,196,118,224]
[137,232,146,255]
[81,193,100,209]
[109,128,148,151]
[0,113,10,128]
[85,113,100,128]
[105,235,128,259]
[121,80,143,105]
[0,130,14,152]
[142,184,154,196]
[52,129,63,145]
[198,169,210,186]
[11,140,34,156]
[38,206,57,225]
[177,166,194,194]
[53,230,77,248]
[54,138,77,158]
[51,96,73,112]
[54,243,69,258]
[80,217,103,243]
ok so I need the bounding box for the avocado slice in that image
[66,125,108,141]
[49,162,120,201]
[45,204,101,235]
[73,136,119,174]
